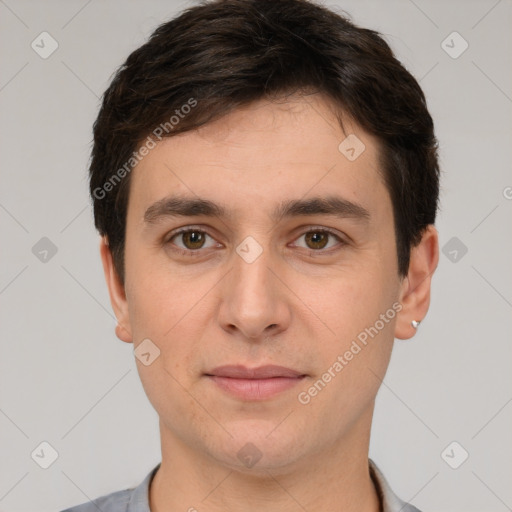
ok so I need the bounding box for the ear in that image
[99,237,133,343]
[395,225,439,340]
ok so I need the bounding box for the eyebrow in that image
[143,195,370,225]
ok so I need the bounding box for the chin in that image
[207,418,309,473]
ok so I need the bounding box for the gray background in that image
[1,0,511,511]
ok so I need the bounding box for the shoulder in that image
[369,459,423,512]
[60,463,160,512]
[60,488,132,512]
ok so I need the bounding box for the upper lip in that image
[206,365,305,379]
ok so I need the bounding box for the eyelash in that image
[165,226,346,257]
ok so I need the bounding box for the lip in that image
[207,365,304,379]
[205,365,306,400]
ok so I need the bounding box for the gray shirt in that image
[61,459,421,512]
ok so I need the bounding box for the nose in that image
[217,247,291,341]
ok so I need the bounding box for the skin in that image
[101,94,439,512]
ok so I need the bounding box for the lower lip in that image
[207,376,305,400]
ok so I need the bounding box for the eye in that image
[293,228,344,251]
[165,227,345,255]
[168,228,218,251]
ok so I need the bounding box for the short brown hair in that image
[90,0,440,282]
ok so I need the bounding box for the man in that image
[63,0,439,510]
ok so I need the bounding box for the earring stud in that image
[411,320,421,329]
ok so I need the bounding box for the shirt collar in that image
[369,459,421,512]
[127,459,420,512]
[126,463,159,512]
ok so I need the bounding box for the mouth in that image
[205,365,307,400]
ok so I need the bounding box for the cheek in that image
[124,243,188,338]
[136,360,203,441]
[124,252,212,378]
[125,266,207,421]
[291,250,399,397]
[295,280,396,428]
[298,264,396,340]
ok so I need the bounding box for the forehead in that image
[128,95,389,223]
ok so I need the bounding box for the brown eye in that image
[293,229,343,251]
[304,231,329,249]
[169,229,217,251]
[181,231,206,249]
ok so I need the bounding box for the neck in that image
[150,410,380,512]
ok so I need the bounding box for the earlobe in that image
[99,237,133,344]
[395,225,439,340]
[115,323,133,343]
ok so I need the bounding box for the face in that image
[103,95,431,474]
